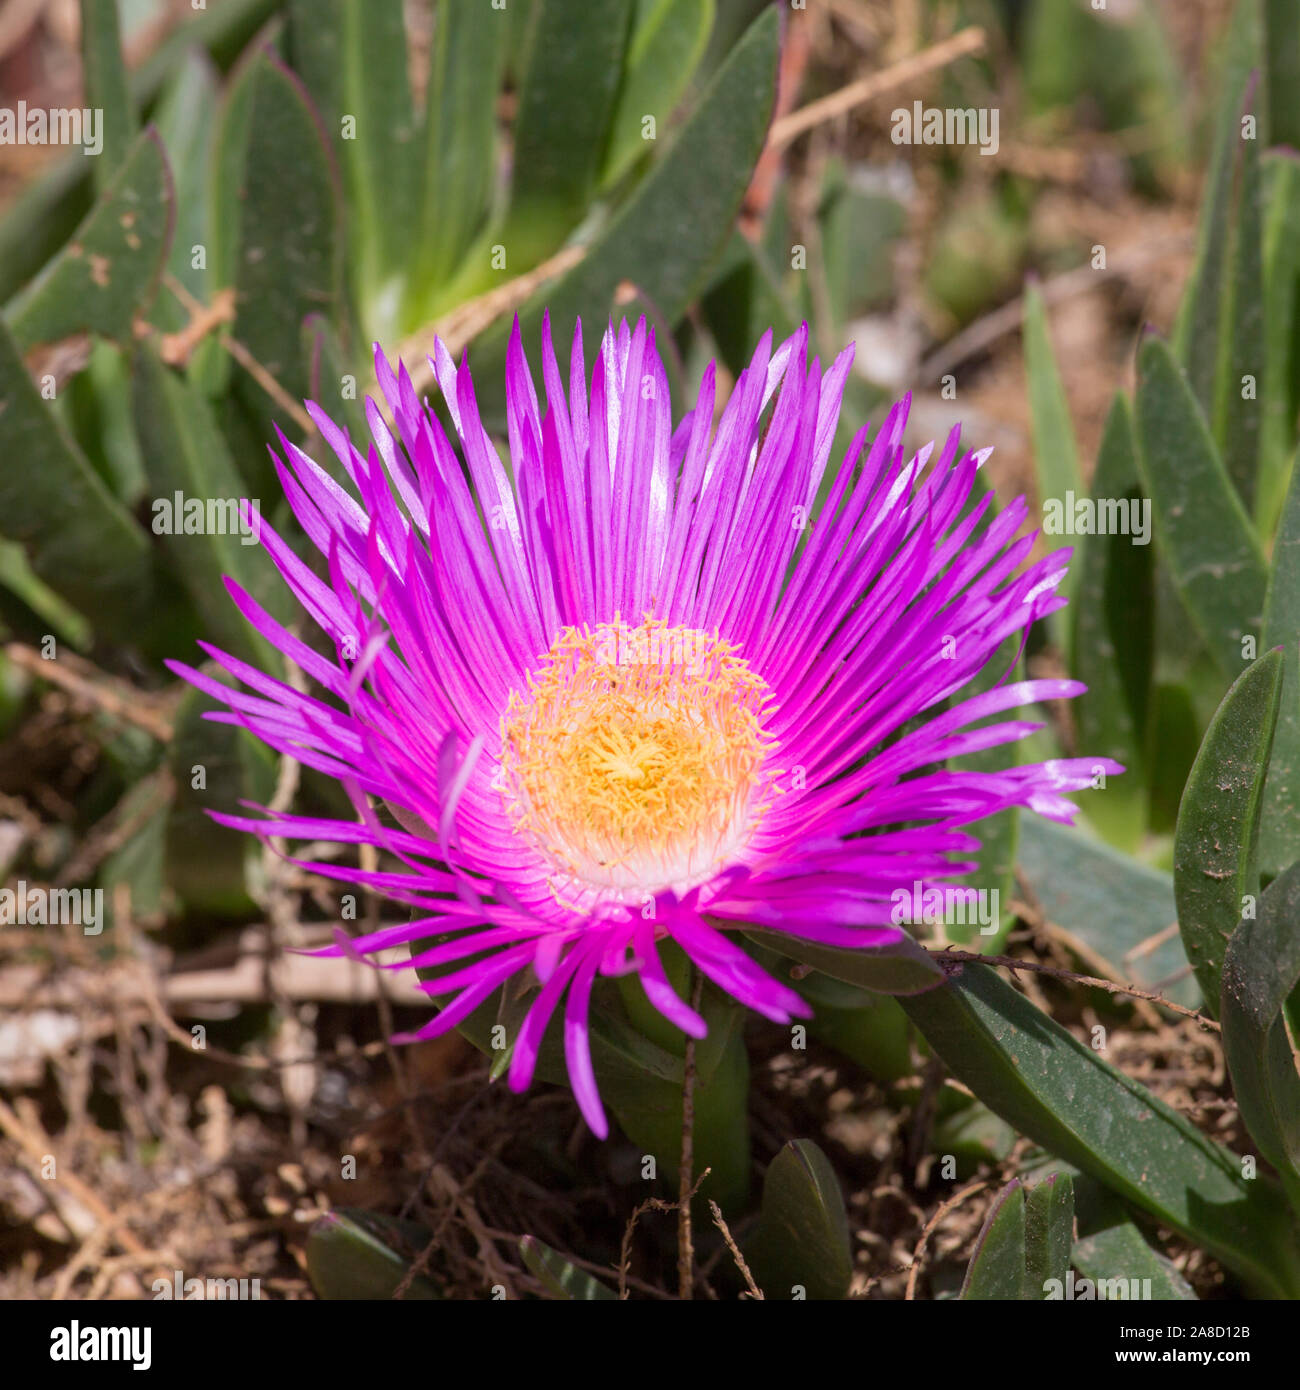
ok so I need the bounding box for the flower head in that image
[169,316,1119,1137]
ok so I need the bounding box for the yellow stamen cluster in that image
[497,617,778,903]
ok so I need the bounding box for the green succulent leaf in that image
[1216,82,1263,510]
[1017,815,1193,1004]
[1024,1172,1074,1298]
[1024,282,1082,575]
[411,0,508,312]
[901,961,1300,1297]
[305,1209,439,1300]
[1173,6,1257,418]
[960,1174,1073,1300]
[288,0,415,320]
[699,230,801,380]
[806,991,915,1083]
[99,777,169,928]
[1173,650,1283,1014]
[5,128,173,350]
[0,541,91,650]
[0,0,282,306]
[1069,1172,1197,1300]
[600,0,716,190]
[148,49,220,334]
[227,50,343,429]
[165,681,276,916]
[960,1179,1026,1300]
[1258,151,1300,535]
[744,927,944,996]
[1134,334,1267,682]
[132,343,281,665]
[519,1236,618,1301]
[1265,0,1300,148]
[1068,394,1151,847]
[474,4,780,425]
[304,313,367,447]
[1220,862,1300,1187]
[79,0,135,192]
[1260,456,1300,875]
[746,1140,853,1300]
[0,317,152,633]
[503,0,635,269]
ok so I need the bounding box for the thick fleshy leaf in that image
[0,318,152,632]
[148,50,220,334]
[1134,335,1267,681]
[519,1236,617,1301]
[958,1172,1072,1300]
[188,52,258,398]
[474,5,780,424]
[932,1097,1016,1171]
[503,0,634,268]
[1173,6,1257,418]
[960,1179,1026,1300]
[132,0,287,98]
[1068,394,1151,847]
[5,129,173,349]
[0,0,280,306]
[1258,152,1300,535]
[1220,862,1300,1186]
[228,52,343,428]
[64,341,145,506]
[0,542,90,650]
[305,1209,439,1300]
[1048,1167,1197,1299]
[132,344,281,665]
[808,995,915,1083]
[744,927,944,996]
[607,986,753,1214]
[900,961,1300,1297]
[1217,84,1263,510]
[1024,1172,1074,1299]
[1017,814,1193,1005]
[600,0,716,189]
[1024,282,1082,582]
[1266,0,1300,148]
[741,936,917,1080]
[746,1140,853,1301]
[410,0,508,310]
[99,779,168,928]
[165,682,276,916]
[79,0,135,192]
[1146,675,1206,835]
[288,0,415,316]
[1174,650,1283,1014]
[1260,458,1300,874]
